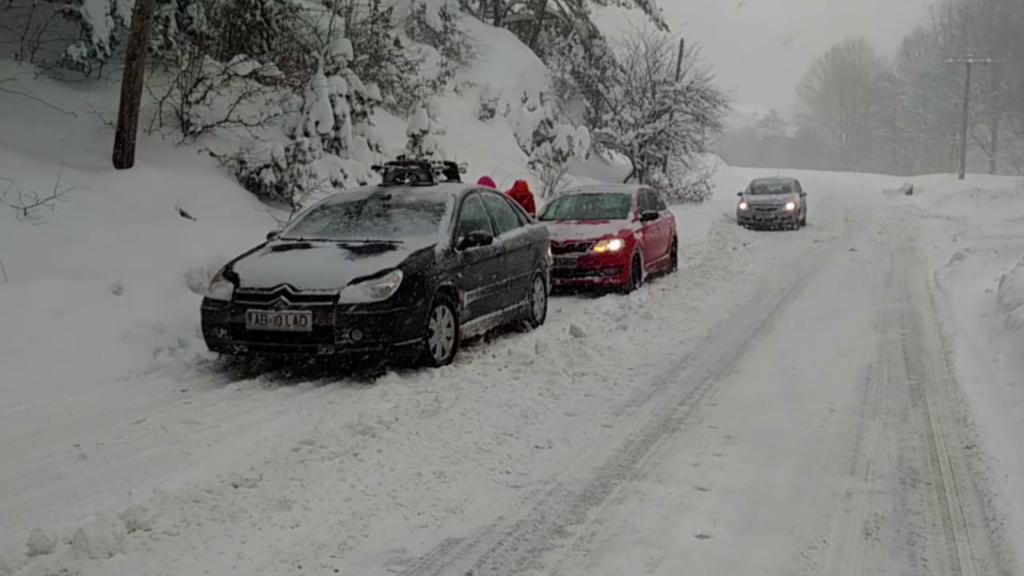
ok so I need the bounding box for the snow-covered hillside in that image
[0,11,553,400]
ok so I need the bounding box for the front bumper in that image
[200,298,428,358]
[550,253,629,287]
[737,207,799,225]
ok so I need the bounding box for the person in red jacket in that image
[507,180,537,217]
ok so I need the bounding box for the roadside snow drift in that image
[997,258,1024,331]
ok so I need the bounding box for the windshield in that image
[748,181,796,195]
[539,193,633,222]
[281,191,451,242]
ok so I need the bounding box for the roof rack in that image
[372,156,467,187]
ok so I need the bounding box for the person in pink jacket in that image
[477,176,497,189]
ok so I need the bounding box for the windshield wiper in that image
[277,236,337,242]
[278,237,405,244]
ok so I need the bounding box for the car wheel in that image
[522,274,548,329]
[624,254,643,294]
[800,211,807,227]
[421,296,459,367]
[668,239,679,273]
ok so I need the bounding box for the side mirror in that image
[639,210,660,223]
[458,230,494,250]
[266,230,280,241]
[800,191,807,198]
[736,191,744,197]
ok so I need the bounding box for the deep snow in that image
[907,178,1024,567]
[3,11,1024,576]
[0,16,743,571]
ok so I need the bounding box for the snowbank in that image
[0,77,278,409]
[997,259,1024,332]
[918,178,1024,568]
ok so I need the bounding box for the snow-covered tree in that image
[510,91,554,154]
[529,123,590,197]
[405,0,474,93]
[795,38,888,171]
[478,82,500,122]
[406,98,446,159]
[61,0,131,71]
[756,109,789,140]
[590,29,727,193]
[458,0,666,43]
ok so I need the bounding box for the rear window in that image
[539,193,633,222]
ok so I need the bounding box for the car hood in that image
[744,194,794,205]
[231,239,434,291]
[542,220,635,243]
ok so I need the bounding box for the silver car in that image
[736,177,808,230]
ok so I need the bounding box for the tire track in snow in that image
[810,217,1009,576]
[813,223,904,576]
[891,224,1007,576]
[399,213,854,576]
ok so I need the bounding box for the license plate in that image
[554,255,580,268]
[245,310,313,332]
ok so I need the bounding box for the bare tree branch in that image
[0,77,78,117]
[0,164,84,221]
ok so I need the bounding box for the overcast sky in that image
[598,0,932,113]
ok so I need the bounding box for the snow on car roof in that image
[750,177,800,185]
[558,184,643,196]
[324,183,468,202]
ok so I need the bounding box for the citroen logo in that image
[270,296,291,310]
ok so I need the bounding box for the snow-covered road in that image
[1,184,1017,575]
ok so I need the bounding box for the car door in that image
[649,189,673,262]
[453,193,505,323]
[636,189,665,267]
[480,191,532,310]
[795,180,808,215]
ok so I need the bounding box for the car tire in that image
[522,273,548,330]
[419,295,460,368]
[624,253,643,294]
[800,211,807,227]
[668,239,679,273]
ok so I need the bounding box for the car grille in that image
[231,285,338,344]
[234,285,338,306]
[551,241,593,255]
[752,204,782,212]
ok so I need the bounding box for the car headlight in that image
[205,269,235,302]
[738,201,749,210]
[339,269,404,303]
[593,238,625,253]
[784,201,797,211]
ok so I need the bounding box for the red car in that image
[538,185,678,292]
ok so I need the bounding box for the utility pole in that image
[660,37,685,173]
[112,0,158,170]
[674,37,685,83]
[945,53,992,180]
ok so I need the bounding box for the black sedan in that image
[201,183,551,367]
